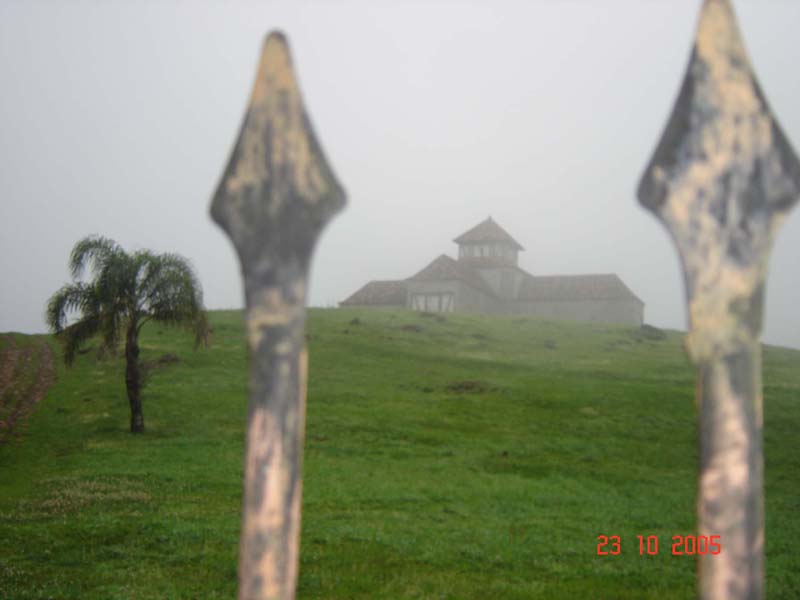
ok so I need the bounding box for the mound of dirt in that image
[140,353,181,387]
[142,353,180,370]
[445,380,489,394]
[156,353,180,365]
[630,324,667,342]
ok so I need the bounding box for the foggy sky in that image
[2,0,800,348]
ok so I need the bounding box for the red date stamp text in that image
[596,534,722,556]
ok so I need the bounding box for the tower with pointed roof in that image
[453,217,527,300]
[453,216,524,268]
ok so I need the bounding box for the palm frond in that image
[141,253,208,346]
[99,306,122,352]
[69,235,122,280]
[45,283,97,332]
[61,314,102,365]
[45,283,105,365]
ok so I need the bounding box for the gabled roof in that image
[339,280,408,306]
[453,217,524,251]
[408,255,495,295]
[518,274,643,304]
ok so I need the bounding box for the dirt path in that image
[0,336,19,398]
[0,334,56,444]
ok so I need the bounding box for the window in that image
[411,293,454,312]
[439,294,454,312]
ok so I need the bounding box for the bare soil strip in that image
[0,335,55,444]
[0,336,19,399]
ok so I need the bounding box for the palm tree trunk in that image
[125,325,144,433]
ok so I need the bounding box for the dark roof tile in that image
[408,255,495,295]
[339,280,408,306]
[518,274,643,303]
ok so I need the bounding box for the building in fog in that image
[340,217,644,326]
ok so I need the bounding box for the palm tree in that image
[46,236,208,433]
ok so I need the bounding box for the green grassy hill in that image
[1,309,799,599]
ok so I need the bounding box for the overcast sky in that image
[2,0,799,349]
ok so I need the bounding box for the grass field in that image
[1,308,799,599]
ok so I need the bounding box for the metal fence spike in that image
[638,0,800,598]
[210,31,346,600]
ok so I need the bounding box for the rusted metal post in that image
[638,1,800,598]
[210,32,346,600]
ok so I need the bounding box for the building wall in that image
[407,280,457,313]
[407,280,499,314]
[511,299,644,326]
[459,242,517,265]
[476,267,526,300]
[454,281,501,313]
[339,303,405,310]
[404,279,644,325]
[347,296,642,326]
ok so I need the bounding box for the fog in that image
[2,0,799,348]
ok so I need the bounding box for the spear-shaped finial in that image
[211,32,346,600]
[638,1,800,598]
